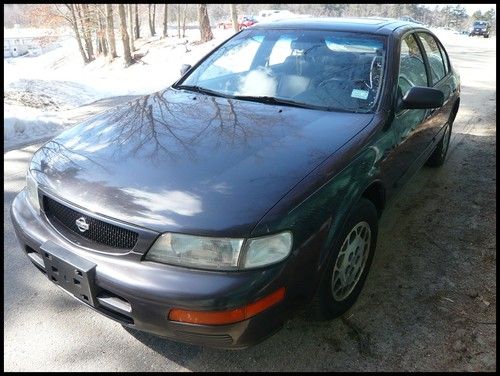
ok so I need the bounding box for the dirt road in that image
[4,32,496,371]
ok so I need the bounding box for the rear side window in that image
[417,33,446,85]
[399,34,427,95]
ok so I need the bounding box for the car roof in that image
[252,17,423,35]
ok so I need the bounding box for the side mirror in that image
[401,86,444,110]
[180,64,192,76]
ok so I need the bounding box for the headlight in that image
[242,232,292,268]
[26,171,40,212]
[145,231,293,270]
[145,233,244,270]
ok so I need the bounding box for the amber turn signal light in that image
[168,287,286,325]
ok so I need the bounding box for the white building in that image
[4,37,31,57]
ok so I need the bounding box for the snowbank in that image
[4,26,235,150]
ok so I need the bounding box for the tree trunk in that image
[98,5,108,56]
[134,4,140,39]
[182,4,187,38]
[163,4,168,37]
[198,4,213,42]
[118,4,133,66]
[230,4,238,32]
[106,4,117,59]
[75,4,91,61]
[152,4,156,35]
[148,4,156,36]
[177,4,181,38]
[69,4,90,63]
[128,4,135,51]
[80,4,94,60]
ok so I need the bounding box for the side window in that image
[399,34,428,95]
[417,33,446,85]
[437,42,450,75]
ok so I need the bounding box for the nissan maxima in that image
[11,17,460,349]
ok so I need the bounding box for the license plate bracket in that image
[41,241,97,306]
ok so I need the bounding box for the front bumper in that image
[10,189,295,349]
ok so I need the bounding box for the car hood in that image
[31,88,374,237]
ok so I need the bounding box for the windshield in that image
[176,29,386,113]
[473,21,487,27]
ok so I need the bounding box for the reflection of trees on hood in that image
[30,140,164,220]
[31,140,109,178]
[103,89,289,162]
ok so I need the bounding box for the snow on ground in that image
[4,26,235,150]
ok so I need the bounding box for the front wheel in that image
[313,198,378,320]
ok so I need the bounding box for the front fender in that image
[251,114,391,301]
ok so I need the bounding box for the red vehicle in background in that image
[240,16,258,29]
[217,16,258,30]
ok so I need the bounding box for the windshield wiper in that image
[175,85,229,98]
[231,95,342,112]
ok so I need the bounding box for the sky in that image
[425,3,496,15]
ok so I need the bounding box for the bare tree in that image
[128,4,135,51]
[96,4,108,56]
[134,4,140,39]
[118,4,133,66]
[64,4,90,63]
[182,4,188,38]
[177,4,181,38]
[79,4,94,60]
[106,4,117,59]
[163,4,168,37]
[198,4,213,42]
[230,4,238,32]
[148,4,156,36]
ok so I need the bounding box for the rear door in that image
[415,32,456,139]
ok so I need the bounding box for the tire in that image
[425,123,452,167]
[312,198,378,320]
[484,34,489,38]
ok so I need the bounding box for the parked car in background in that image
[469,20,490,38]
[240,16,258,29]
[12,17,460,349]
[218,15,258,30]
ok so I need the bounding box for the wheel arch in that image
[449,97,460,125]
[361,180,386,218]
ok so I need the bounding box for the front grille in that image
[43,196,138,250]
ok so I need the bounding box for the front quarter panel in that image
[251,113,394,299]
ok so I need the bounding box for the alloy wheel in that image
[331,221,371,301]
